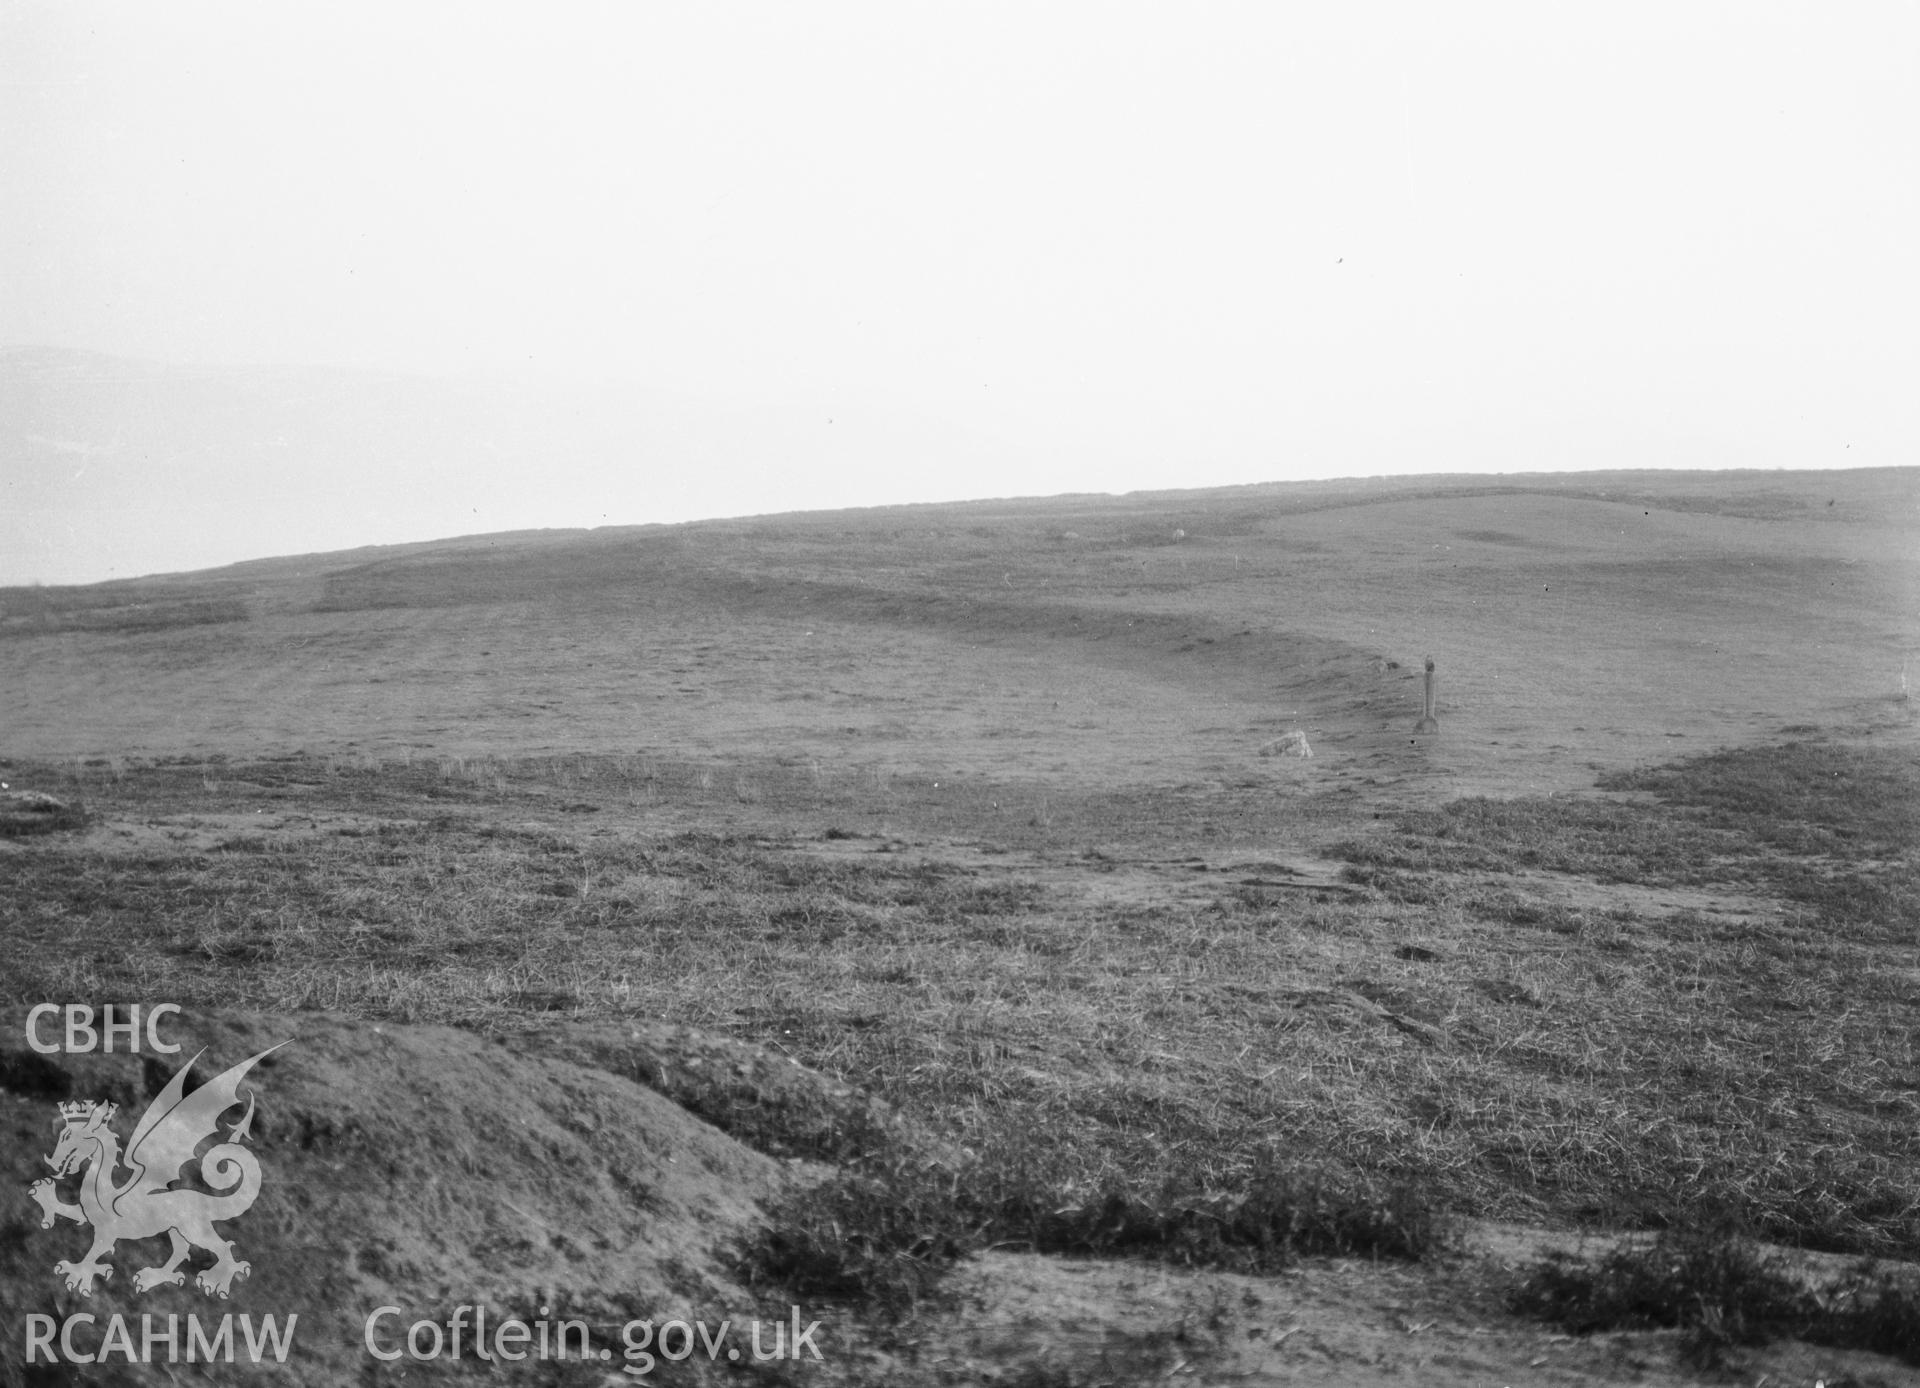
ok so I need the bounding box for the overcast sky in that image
[4,3,1917,582]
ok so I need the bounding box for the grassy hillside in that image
[3,467,1917,1385]
[3,468,1914,805]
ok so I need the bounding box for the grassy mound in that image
[742,1143,1444,1319]
[0,1008,786,1385]
[0,790,87,838]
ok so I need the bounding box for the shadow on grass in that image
[1337,740,1920,933]
[740,1134,1448,1318]
[1512,1228,1920,1370]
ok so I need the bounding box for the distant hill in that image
[0,347,1024,585]
[2,465,1913,800]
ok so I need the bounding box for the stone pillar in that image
[1414,656,1439,734]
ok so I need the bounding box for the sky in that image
[3,2,1918,582]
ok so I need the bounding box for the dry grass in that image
[5,470,1914,1381]
[4,739,1915,1280]
[1340,741,1920,936]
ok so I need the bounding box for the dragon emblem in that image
[27,1043,284,1298]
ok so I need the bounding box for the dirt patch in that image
[71,809,421,856]
[1508,868,1787,925]
[799,834,1365,914]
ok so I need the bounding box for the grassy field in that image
[5,738,1914,1256]
[2,468,1916,1384]
[3,468,1914,802]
